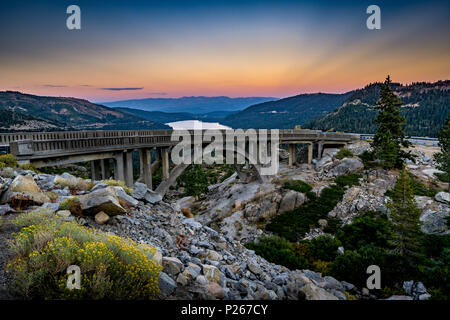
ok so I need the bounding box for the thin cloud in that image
[101,87,144,91]
[42,84,67,88]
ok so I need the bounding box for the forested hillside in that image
[305,81,449,137]
[0,91,170,132]
[222,93,352,129]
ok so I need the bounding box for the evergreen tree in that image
[434,114,450,184]
[388,167,424,264]
[371,76,413,168]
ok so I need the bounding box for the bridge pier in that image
[114,152,126,182]
[101,159,111,180]
[91,160,102,181]
[307,143,313,164]
[141,148,153,189]
[161,147,170,181]
[288,144,297,166]
[317,141,323,160]
[124,150,134,187]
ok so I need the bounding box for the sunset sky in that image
[0,0,449,102]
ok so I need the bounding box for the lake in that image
[166,120,231,130]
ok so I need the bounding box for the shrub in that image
[58,197,83,217]
[0,154,18,168]
[335,211,391,251]
[284,180,313,193]
[55,178,93,193]
[267,184,345,241]
[323,218,343,234]
[330,245,388,288]
[334,148,354,160]
[102,179,133,195]
[245,236,308,270]
[45,192,59,203]
[18,163,37,171]
[359,150,377,168]
[309,235,342,262]
[179,165,209,199]
[311,260,331,275]
[7,209,162,299]
[334,173,362,188]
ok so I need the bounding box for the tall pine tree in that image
[434,114,450,184]
[388,167,424,264]
[372,76,413,168]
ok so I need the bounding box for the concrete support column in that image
[139,151,144,178]
[288,144,296,166]
[307,143,313,164]
[114,153,125,182]
[102,159,111,179]
[162,147,170,181]
[124,150,134,187]
[142,148,153,189]
[317,141,323,160]
[91,160,102,181]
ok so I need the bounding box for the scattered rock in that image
[435,192,450,203]
[300,283,339,300]
[162,257,184,276]
[202,264,222,284]
[158,272,177,296]
[0,174,49,207]
[0,204,15,216]
[204,281,224,299]
[328,158,364,177]
[94,211,110,225]
[79,187,126,216]
[144,190,163,204]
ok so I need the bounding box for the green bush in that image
[266,184,345,241]
[59,197,82,216]
[245,236,308,270]
[330,245,388,288]
[102,179,133,195]
[334,148,354,160]
[334,173,362,188]
[284,180,313,193]
[7,209,162,299]
[0,154,18,168]
[359,150,377,168]
[335,211,391,251]
[18,163,37,171]
[179,165,209,199]
[309,235,342,262]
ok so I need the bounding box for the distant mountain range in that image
[1,80,448,136]
[102,96,276,114]
[0,91,169,132]
[116,107,237,124]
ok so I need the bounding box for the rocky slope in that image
[0,141,448,300]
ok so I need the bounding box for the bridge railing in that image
[6,129,360,158]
